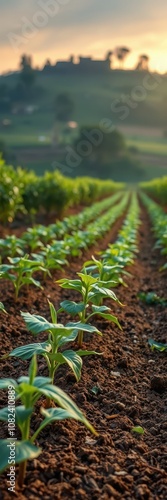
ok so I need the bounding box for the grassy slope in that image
[0,70,167,180]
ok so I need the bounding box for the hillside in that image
[0,70,167,180]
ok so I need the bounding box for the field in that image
[1,70,167,180]
[0,172,167,498]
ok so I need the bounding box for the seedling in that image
[0,302,7,314]
[7,302,101,405]
[58,273,121,347]
[131,426,144,435]
[0,356,96,488]
[138,292,167,306]
[148,339,167,352]
[82,256,124,291]
[0,255,48,300]
[0,235,24,260]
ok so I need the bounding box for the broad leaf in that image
[77,273,98,287]
[148,339,167,352]
[38,384,97,435]
[50,350,83,381]
[9,342,51,360]
[92,311,122,329]
[0,302,7,314]
[60,300,85,315]
[0,440,41,472]
[0,379,17,389]
[92,305,111,313]
[66,322,101,335]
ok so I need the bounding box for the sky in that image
[1,0,167,74]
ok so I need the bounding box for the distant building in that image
[43,56,111,75]
[78,57,110,72]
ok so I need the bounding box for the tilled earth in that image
[0,206,167,500]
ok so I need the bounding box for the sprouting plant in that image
[131,426,144,435]
[0,255,48,300]
[57,273,122,347]
[138,291,167,306]
[21,228,44,252]
[0,356,97,488]
[148,339,167,352]
[0,302,7,314]
[0,235,24,260]
[6,302,101,405]
[32,242,69,277]
[82,256,126,290]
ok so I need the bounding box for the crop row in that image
[0,192,141,487]
[0,159,123,223]
[140,192,167,271]
[140,175,167,205]
[0,193,129,300]
[0,191,121,260]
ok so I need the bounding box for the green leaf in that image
[148,339,167,352]
[131,426,144,435]
[92,285,120,302]
[0,302,7,314]
[0,379,17,390]
[90,386,101,395]
[48,301,57,324]
[56,278,82,292]
[21,312,73,337]
[57,330,78,347]
[93,312,122,330]
[0,440,41,472]
[0,407,10,422]
[52,350,83,381]
[29,355,38,384]
[9,342,51,360]
[41,407,77,423]
[77,350,102,357]
[91,305,111,313]
[38,384,97,435]
[60,300,85,315]
[19,277,42,288]
[66,322,102,335]
[21,311,55,335]
[77,273,98,287]
[15,406,33,426]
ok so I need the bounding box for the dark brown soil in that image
[0,207,167,499]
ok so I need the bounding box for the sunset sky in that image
[1,0,167,74]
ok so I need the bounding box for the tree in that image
[19,54,36,90]
[105,51,113,69]
[55,93,74,123]
[136,54,149,71]
[74,127,126,165]
[114,47,130,68]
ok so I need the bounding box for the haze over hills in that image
[0,51,167,182]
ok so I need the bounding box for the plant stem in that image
[78,287,88,347]
[78,330,83,348]
[18,413,31,487]
[18,460,27,488]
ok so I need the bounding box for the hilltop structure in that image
[43,56,111,74]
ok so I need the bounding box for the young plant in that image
[0,235,24,260]
[138,291,167,306]
[0,255,48,300]
[0,302,7,314]
[82,256,126,290]
[148,339,167,352]
[7,302,101,402]
[0,356,97,488]
[58,273,122,347]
